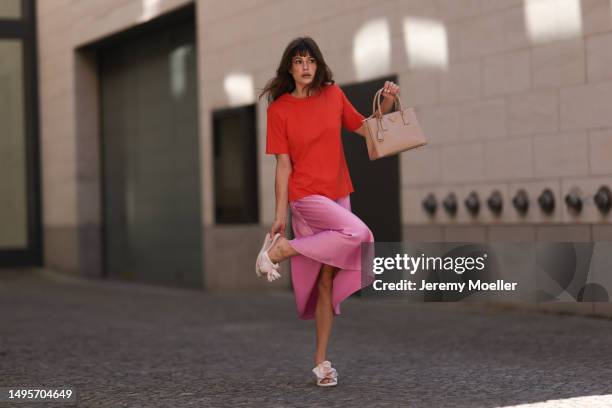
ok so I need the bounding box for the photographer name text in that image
[372,279,517,292]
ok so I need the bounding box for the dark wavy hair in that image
[258,36,335,104]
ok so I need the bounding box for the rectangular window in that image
[0,39,27,248]
[0,0,40,266]
[0,1,21,19]
[212,105,259,224]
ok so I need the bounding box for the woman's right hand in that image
[270,217,286,238]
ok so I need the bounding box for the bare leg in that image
[314,263,338,384]
[268,236,299,264]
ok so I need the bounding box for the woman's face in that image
[289,52,317,88]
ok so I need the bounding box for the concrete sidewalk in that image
[1,269,611,407]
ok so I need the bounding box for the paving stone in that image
[0,269,611,407]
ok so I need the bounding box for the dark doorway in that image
[97,6,202,287]
[341,77,402,242]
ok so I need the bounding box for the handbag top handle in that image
[370,88,404,118]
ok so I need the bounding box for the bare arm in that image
[270,153,292,237]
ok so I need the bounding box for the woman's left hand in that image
[382,81,400,100]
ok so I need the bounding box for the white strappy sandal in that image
[312,360,338,387]
[255,233,282,282]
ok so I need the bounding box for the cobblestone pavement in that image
[1,269,611,408]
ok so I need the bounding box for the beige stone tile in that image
[396,0,438,17]
[536,225,592,241]
[74,1,143,47]
[586,32,612,83]
[310,0,381,23]
[443,226,487,242]
[560,81,612,131]
[398,69,439,107]
[389,36,407,80]
[483,137,533,180]
[488,225,536,241]
[204,8,269,51]
[199,0,276,23]
[36,4,77,39]
[581,0,612,36]
[37,0,78,15]
[76,180,102,225]
[402,187,432,225]
[41,74,76,102]
[37,32,72,62]
[42,156,75,186]
[304,7,363,54]
[40,123,76,162]
[502,5,531,51]
[436,0,482,21]
[325,46,356,85]
[415,104,461,145]
[400,145,441,187]
[459,98,506,141]
[589,128,612,175]
[440,142,485,183]
[43,226,79,274]
[481,0,522,13]
[532,37,586,90]
[359,0,404,39]
[403,225,444,241]
[39,51,74,85]
[438,60,481,103]
[484,50,531,96]
[39,98,75,138]
[507,90,559,136]
[75,142,100,182]
[456,13,505,59]
[593,225,612,240]
[533,131,588,178]
[440,22,462,64]
[43,181,77,225]
[73,0,133,19]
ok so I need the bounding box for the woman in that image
[256,36,399,387]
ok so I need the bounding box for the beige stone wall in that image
[397,0,612,229]
[196,0,612,229]
[37,0,612,298]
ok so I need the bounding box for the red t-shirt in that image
[265,83,365,202]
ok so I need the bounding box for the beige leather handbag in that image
[362,88,427,160]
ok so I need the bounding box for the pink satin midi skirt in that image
[288,194,375,320]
